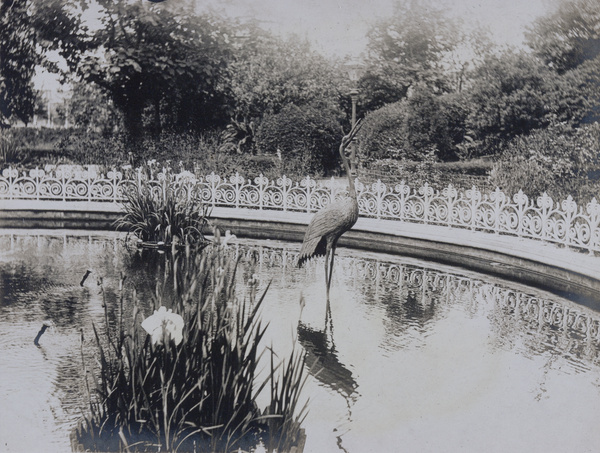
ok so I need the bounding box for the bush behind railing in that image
[1,164,599,254]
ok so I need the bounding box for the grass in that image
[73,243,309,452]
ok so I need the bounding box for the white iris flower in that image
[141,306,184,346]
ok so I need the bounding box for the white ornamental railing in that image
[1,166,599,255]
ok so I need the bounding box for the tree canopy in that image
[525,0,600,73]
[361,0,463,111]
[228,25,344,122]
[0,0,41,125]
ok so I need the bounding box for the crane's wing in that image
[297,198,357,267]
[298,208,334,266]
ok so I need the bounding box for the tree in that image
[464,52,552,155]
[543,56,600,126]
[357,87,468,162]
[230,28,343,115]
[361,0,462,111]
[67,81,121,135]
[223,24,345,153]
[0,0,40,125]
[525,0,600,73]
[463,49,600,157]
[35,0,234,142]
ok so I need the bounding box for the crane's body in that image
[297,120,362,300]
[297,196,358,267]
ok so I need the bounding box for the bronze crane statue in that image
[297,119,363,300]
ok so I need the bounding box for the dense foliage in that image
[224,29,347,155]
[357,87,468,162]
[525,0,600,73]
[35,0,234,142]
[357,0,599,166]
[490,122,600,201]
[361,0,463,111]
[0,0,598,202]
[0,0,40,125]
[228,28,344,122]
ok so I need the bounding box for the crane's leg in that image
[325,296,333,338]
[327,246,336,294]
[324,246,331,301]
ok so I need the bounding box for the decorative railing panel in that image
[1,166,599,254]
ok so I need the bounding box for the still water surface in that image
[1,230,600,452]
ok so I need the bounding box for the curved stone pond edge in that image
[1,200,599,309]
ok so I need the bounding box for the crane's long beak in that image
[347,118,363,142]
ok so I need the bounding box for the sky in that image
[196,0,561,57]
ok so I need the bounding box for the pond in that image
[1,230,600,453]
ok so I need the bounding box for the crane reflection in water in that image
[297,297,359,451]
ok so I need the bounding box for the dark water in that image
[1,231,600,453]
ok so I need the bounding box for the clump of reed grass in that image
[0,134,24,166]
[114,164,210,246]
[74,244,308,452]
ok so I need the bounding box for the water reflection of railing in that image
[1,167,599,254]
[3,233,600,364]
[234,245,600,350]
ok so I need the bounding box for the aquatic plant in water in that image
[114,164,210,246]
[73,244,308,452]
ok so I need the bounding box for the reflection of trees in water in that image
[0,234,124,324]
[5,236,600,355]
[5,236,600,401]
[0,262,38,307]
[337,258,600,369]
[0,262,93,327]
[345,264,449,349]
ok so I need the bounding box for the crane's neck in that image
[340,145,356,199]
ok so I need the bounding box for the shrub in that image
[357,89,468,164]
[356,101,408,161]
[74,245,308,452]
[5,126,70,149]
[360,156,493,190]
[57,131,219,169]
[403,88,468,162]
[56,131,129,167]
[193,141,282,180]
[255,104,343,176]
[490,122,600,202]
